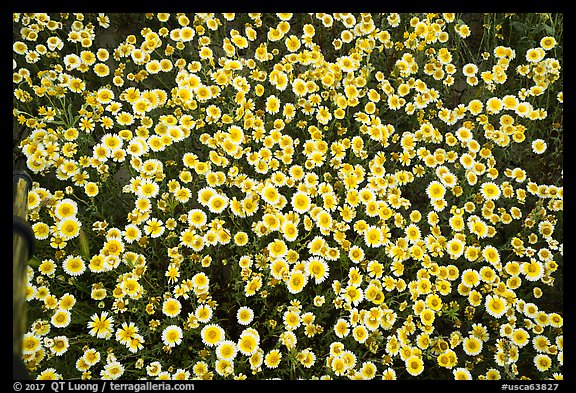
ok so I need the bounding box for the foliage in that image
[13,12,562,380]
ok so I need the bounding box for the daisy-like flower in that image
[348,245,365,264]
[146,361,162,377]
[102,133,123,152]
[420,308,436,326]
[462,335,483,356]
[192,272,209,291]
[123,224,142,244]
[216,340,238,361]
[264,349,282,369]
[446,238,465,259]
[359,361,377,380]
[425,294,443,312]
[201,324,225,347]
[534,354,552,372]
[261,184,280,205]
[88,254,107,273]
[462,63,478,77]
[138,179,159,199]
[343,283,364,306]
[330,355,348,376]
[364,225,383,248]
[62,255,86,276]
[532,335,551,353]
[486,97,503,114]
[187,208,207,228]
[37,368,62,380]
[101,360,125,380]
[116,111,134,126]
[268,239,288,258]
[103,238,124,256]
[63,53,81,70]
[227,125,244,144]
[22,333,41,355]
[298,348,316,369]
[453,367,473,380]
[195,304,213,323]
[59,293,76,310]
[87,311,114,339]
[143,218,165,238]
[468,217,489,239]
[485,294,508,318]
[461,268,480,288]
[308,235,326,255]
[115,321,138,346]
[82,348,100,367]
[207,193,229,214]
[93,62,110,77]
[161,325,183,348]
[426,181,446,201]
[522,259,544,281]
[244,276,262,297]
[333,318,350,339]
[382,367,397,380]
[480,181,501,200]
[32,222,50,240]
[524,302,539,318]
[405,355,424,376]
[172,368,190,380]
[512,328,530,347]
[532,139,547,154]
[162,298,182,318]
[234,231,249,246]
[540,36,557,50]
[468,289,482,307]
[292,78,308,97]
[482,245,500,266]
[214,358,234,377]
[84,182,99,197]
[467,100,483,116]
[270,258,289,280]
[306,257,330,284]
[282,221,299,242]
[53,198,78,220]
[57,217,82,240]
[49,335,69,356]
[286,270,308,294]
[237,330,260,356]
[174,186,191,203]
[265,95,280,114]
[237,306,254,326]
[283,310,301,330]
[479,266,497,283]
[404,223,421,243]
[352,325,369,344]
[280,330,297,350]
[291,191,311,214]
[526,47,545,63]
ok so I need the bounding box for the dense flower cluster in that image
[14,13,562,380]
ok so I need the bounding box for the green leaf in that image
[28,255,41,269]
[511,21,528,35]
[77,227,91,261]
[535,23,554,36]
